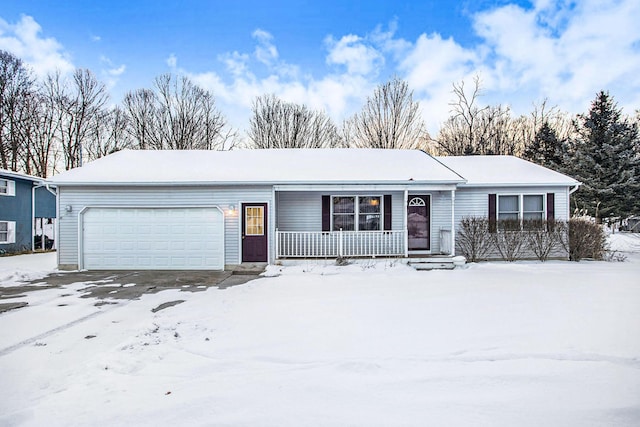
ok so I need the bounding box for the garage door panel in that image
[82,207,224,270]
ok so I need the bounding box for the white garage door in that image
[82,207,224,270]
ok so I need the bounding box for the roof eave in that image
[458,181,581,188]
[50,178,467,187]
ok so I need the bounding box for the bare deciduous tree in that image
[0,50,35,171]
[85,106,132,161]
[123,74,233,150]
[427,76,523,156]
[123,88,158,150]
[427,78,577,158]
[57,69,109,169]
[348,77,424,149]
[248,94,341,148]
[21,73,64,177]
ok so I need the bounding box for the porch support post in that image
[450,190,456,256]
[339,228,343,257]
[271,187,277,264]
[404,189,408,257]
[275,227,279,260]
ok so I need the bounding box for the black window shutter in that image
[322,195,331,231]
[546,193,555,231]
[383,195,392,230]
[488,194,497,233]
[546,193,555,221]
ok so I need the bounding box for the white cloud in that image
[166,53,177,68]
[182,29,381,135]
[99,55,126,89]
[0,15,74,76]
[219,51,250,76]
[471,0,640,113]
[325,34,384,75]
[252,29,278,66]
[108,64,126,76]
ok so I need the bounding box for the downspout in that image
[31,182,57,251]
[31,184,37,251]
[46,184,57,250]
[568,184,581,219]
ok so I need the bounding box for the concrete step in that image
[229,263,268,275]
[410,262,456,270]
[408,255,466,271]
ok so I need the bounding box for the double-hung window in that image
[0,179,15,196]
[498,196,519,221]
[497,194,545,229]
[0,221,16,244]
[332,196,381,231]
[523,195,544,221]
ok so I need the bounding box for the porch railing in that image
[276,229,406,258]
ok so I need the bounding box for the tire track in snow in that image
[0,309,107,357]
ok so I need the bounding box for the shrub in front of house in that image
[523,219,567,262]
[458,216,608,262]
[566,218,606,261]
[456,217,492,262]
[489,219,527,261]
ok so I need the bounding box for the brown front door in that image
[242,203,268,262]
[407,195,430,251]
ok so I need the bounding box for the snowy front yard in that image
[1,235,640,426]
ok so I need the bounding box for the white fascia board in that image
[457,182,580,188]
[274,183,459,192]
[52,180,464,189]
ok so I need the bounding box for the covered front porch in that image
[272,187,457,260]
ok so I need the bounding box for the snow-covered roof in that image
[435,155,580,187]
[50,149,465,186]
[0,168,46,183]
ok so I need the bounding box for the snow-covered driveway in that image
[1,235,639,426]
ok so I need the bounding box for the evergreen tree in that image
[523,121,565,169]
[570,91,640,220]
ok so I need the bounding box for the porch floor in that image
[275,255,465,271]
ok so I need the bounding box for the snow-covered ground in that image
[1,234,639,426]
[0,252,57,287]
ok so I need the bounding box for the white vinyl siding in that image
[57,186,273,268]
[0,179,16,196]
[453,187,571,259]
[429,191,453,255]
[0,221,16,243]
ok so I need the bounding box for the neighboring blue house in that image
[0,169,57,254]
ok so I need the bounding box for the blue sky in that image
[1,0,639,134]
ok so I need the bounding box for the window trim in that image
[330,195,383,232]
[0,220,16,244]
[497,194,547,224]
[0,179,16,197]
